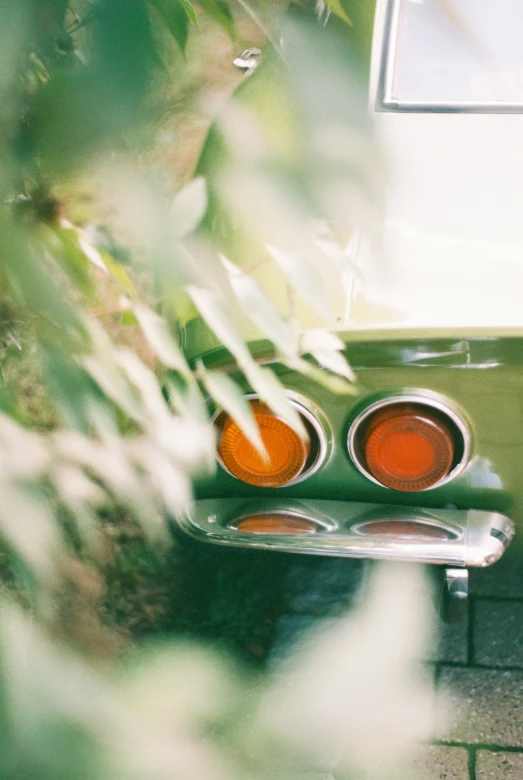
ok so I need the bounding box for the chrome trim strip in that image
[213,392,330,487]
[347,392,471,491]
[177,498,514,567]
[376,0,523,114]
[382,0,401,104]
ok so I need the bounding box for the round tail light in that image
[348,397,468,492]
[215,399,324,488]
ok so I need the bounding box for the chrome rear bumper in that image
[179,498,514,567]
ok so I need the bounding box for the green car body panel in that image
[179,0,523,559]
[189,329,523,541]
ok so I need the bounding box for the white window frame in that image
[376,0,523,113]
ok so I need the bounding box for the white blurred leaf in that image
[152,417,215,469]
[310,348,355,381]
[170,177,208,238]
[244,363,307,439]
[78,236,108,272]
[0,478,60,582]
[140,447,192,516]
[266,244,332,322]
[53,433,134,492]
[0,415,49,479]
[300,329,355,382]
[199,362,266,455]
[84,354,144,424]
[220,254,298,358]
[315,234,359,276]
[286,357,356,395]
[187,285,252,367]
[188,286,306,437]
[134,304,192,378]
[85,321,145,423]
[260,563,434,775]
[300,329,345,354]
[117,349,170,423]
[54,465,105,507]
[166,378,209,422]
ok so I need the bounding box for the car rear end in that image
[174,0,523,595]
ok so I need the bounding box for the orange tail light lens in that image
[359,403,455,492]
[353,518,458,541]
[232,513,319,534]
[216,401,310,487]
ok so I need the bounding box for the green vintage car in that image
[175,0,523,610]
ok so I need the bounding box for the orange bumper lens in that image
[363,405,454,491]
[217,401,309,487]
[233,513,319,534]
[354,518,458,541]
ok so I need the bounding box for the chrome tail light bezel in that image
[347,392,472,491]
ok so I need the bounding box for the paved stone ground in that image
[264,552,523,780]
[182,540,523,779]
[429,553,523,779]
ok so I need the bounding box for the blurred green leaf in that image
[198,0,235,37]
[179,0,199,27]
[41,345,98,433]
[102,253,138,300]
[150,0,191,53]
[325,0,353,26]
[43,225,96,300]
[121,308,140,326]
[1,217,82,341]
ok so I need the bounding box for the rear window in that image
[382,0,523,109]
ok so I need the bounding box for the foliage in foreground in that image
[0,563,435,780]
[0,1,438,779]
[0,0,378,612]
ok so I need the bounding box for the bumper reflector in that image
[353,518,459,542]
[233,513,319,534]
[178,498,514,567]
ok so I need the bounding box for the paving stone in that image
[470,555,523,599]
[353,746,469,780]
[436,667,523,746]
[476,750,523,778]
[265,613,325,666]
[281,558,368,616]
[406,745,470,780]
[427,606,469,664]
[473,599,523,668]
